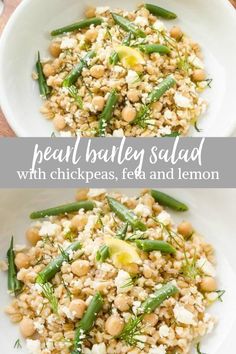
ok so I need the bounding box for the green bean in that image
[36,52,51,99]
[51,18,103,36]
[116,222,129,240]
[30,200,95,219]
[112,13,146,38]
[135,239,176,254]
[63,51,96,87]
[36,241,81,284]
[141,282,179,314]
[145,3,177,20]
[147,76,176,104]
[151,190,188,211]
[98,89,118,136]
[139,44,170,55]
[7,237,23,296]
[96,245,110,262]
[72,292,104,354]
[107,197,147,231]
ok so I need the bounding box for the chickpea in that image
[76,188,89,201]
[146,65,155,75]
[71,214,87,231]
[85,6,96,18]
[26,227,41,246]
[15,253,30,269]
[85,29,98,42]
[170,26,183,41]
[19,317,35,338]
[43,63,56,77]
[90,65,105,79]
[151,102,163,112]
[127,89,140,103]
[177,221,194,239]
[123,263,139,275]
[200,277,217,292]
[122,106,137,123]
[49,42,61,58]
[92,96,105,111]
[143,313,158,327]
[133,64,144,72]
[114,294,130,312]
[71,260,90,277]
[192,69,206,82]
[53,115,66,131]
[105,315,124,336]
[69,299,87,318]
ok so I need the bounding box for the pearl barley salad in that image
[34,4,210,137]
[2,189,224,354]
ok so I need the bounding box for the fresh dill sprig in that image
[121,275,139,289]
[181,251,200,280]
[131,105,152,129]
[14,339,22,349]
[126,231,146,241]
[194,121,203,133]
[58,245,70,262]
[206,78,213,88]
[216,289,225,302]
[117,315,144,346]
[196,342,206,354]
[61,277,72,301]
[40,282,58,314]
[68,85,83,109]
[151,217,184,249]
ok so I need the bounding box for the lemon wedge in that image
[104,235,141,268]
[115,45,145,69]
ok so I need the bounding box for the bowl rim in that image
[0,0,236,137]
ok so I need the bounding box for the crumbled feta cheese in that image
[34,319,44,334]
[39,221,60,237]
[159,126,172,136]
[96,6,110,14]
[132,300,141,315]
[126,70,140,87]
[114,65,124,73]
[157,211,171,226]
[196,257,216,277]
[26,339,41,354]
[91,343,106,354]
[134,16,149,27]
[153,20,166,31]
[61,306,75,320]
[188,54,204,69]
[159,324,170,338]
[88,189,107,198]
[149,344,167,354]
[136,335,147,349]
[32,283,43,294]
[134,203,151,217]
[164,109,173,120]
[113,128,125,137]
[174,92,192,108]
[115,270,133,293]
[84,215,98,234]
[60,38,77,49]
[173,303,195,325]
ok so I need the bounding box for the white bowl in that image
[0,0,236,137]
[0,189,236,353]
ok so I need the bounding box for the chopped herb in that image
[121,275,139,288]
[194,121,202,133]
[62,277,72,301]
[206,78,213,88]
[68,85,83,109]
[131,105,151,128]
[51,132,56,137]
[64,231,77,242]
[39,282,58,314]
[58,245,70,262]
[181,251,200,280]
[216,289,225,302]
[14,339,22,349]
[117,315,143,346]
[196,342,206,354]
[163,131,180,137]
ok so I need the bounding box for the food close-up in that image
[34,4,209,137]
[1,189,225,354]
